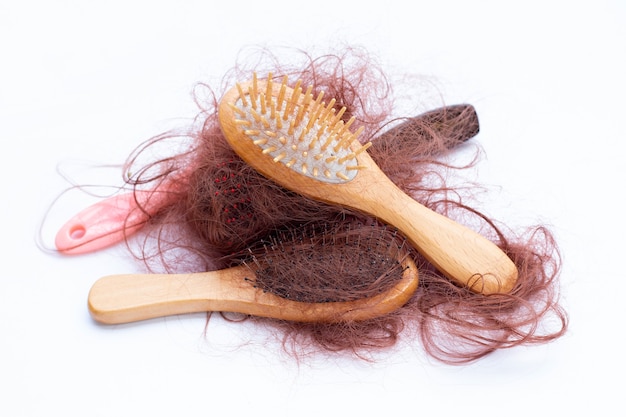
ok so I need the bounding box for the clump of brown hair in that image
[108,47,567,364]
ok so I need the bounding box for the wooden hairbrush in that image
[218,74,518,294]
[88,225,418,323]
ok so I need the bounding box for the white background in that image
[2,1,624,416]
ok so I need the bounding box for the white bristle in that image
[231,73,368,184]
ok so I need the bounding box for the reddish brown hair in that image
[113,47,567,364]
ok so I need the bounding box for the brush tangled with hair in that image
[74,47,568,364]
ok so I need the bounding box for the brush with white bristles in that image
[218,73,518,294]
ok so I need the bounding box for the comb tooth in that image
[329,106,347,126]
[326,108,337,127]
[309,120,328,150]
[287,118,296,136]
[333,132,350,153]
[305,91,325,131]
[252,72,259,102]
[338,152,356,164]
[278,136,287,145]
[236,83,248,107]
[324,118,347,146]
[324,169,331,178]
[265,72,273,107]
[313,167,319,177]
[344,126,366,149]
[305,103,324,134]
[273,152,287,162]
[248,85,257,110]
[318,98,336,124]
[245,129,261,136]
[336,172,350,181]
[293,104,307,130]
[229,103,246,117]
[283,81,302,121]
[276,75,288,111]
[354,141,372,155]
[326,119,345,147]
[307,136,319,151]
[249,108,261,123]
[259,92,267,114]
[269,100,276,120]
[334,125,364,152]
[286,158,296,168]
[336,115,355,137]
[234,119,251,126]
[294,85,313,127]
[313,104,327,126]
[261,146,277,154]
[252,138,267,145]
[320,121,342,151]
[297,127,308,143]
[301,163,308,174]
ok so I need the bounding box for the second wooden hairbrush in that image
[88,224,418,324]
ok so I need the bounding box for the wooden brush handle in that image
[374,104,480,149]
[88,266,254,324]
[88,261,419,324]
[365,182,517,293]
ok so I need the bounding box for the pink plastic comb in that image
[55,190,159,255]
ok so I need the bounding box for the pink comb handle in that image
[55,191,155,255]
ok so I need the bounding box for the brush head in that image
[239,222,413,304]
[87,221,419,324]
[218,73,370,184]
